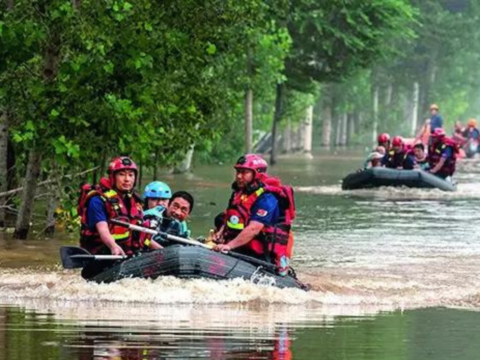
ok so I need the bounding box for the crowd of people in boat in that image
[78,154,295,278]
[363,104,461,181]
[452,118,480,158]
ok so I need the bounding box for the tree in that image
[1,0,288,238]
[269,0,416,163]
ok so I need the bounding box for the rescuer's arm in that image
[96,221,126,256]
[215,221,264,251]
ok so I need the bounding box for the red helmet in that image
[391,136,404,147]
[432,128,446,137]
[234,154,268,175]
[377,133,390,144]
[108,156,138,184]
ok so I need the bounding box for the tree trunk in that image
[321,88,332,148]
[174,145,195,173]
[420,60,437,117]
[385,84,393,107]
[347,113,355,145]
[245,47,254,154]
[153,149,159,180]
[356,112,362,135]
[334,114,341,146]
[270,83,283,166]
[340,113,348,146]
[0,167,98,199]
[296,122,305,151]
[0,112,8,227]
[44,187,57,237]
[411,81,420,135]
[13,148,41,239]
[97,150,108,183]
[244,88,253,153]
[372,85,379,146]
[304,105,313,155]
[138,158,143,189]
[283,120,292,154]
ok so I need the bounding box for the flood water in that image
[1,150,480,359]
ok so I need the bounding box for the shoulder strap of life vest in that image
[262,177,296,224]
[78,179,132,225]
[443,136,460,154]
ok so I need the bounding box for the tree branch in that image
[0,166,99,198]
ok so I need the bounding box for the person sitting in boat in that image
[428,128,458,180]
[413,143,430,171]
[381,136,415,170]
[363,147,385,170]
[377,133,391,151]
[213,154,294,276]
[161,191,194,239]
[462,118,480,158]
[79,157,162,257]
[453,120,466,145]
[143,181,172,231]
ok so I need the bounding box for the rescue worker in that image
[462,118,480,158]
[428,128,457,179]
[429,104,443,134]
[80,156,162,257]
[213,154,293,276]
[382,136,415,170]
[413,143,430,171]
[377,133,391,151]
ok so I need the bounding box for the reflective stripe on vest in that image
[80,186,144,255]
[112,232,130,240]
[227,221,244,230]
[226,188,264,231]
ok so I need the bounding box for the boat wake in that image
[1,259,479,315]
[296,180,480,201]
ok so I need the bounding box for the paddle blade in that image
[60,246,92,269]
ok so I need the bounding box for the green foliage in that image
[314,0,480,142]
[2,0,479,230]
[285,0,416,88]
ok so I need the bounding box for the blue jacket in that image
[430,114,443,133]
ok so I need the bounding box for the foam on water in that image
[296,179,480,201]
[2,159,480,321]
[1,260,480,313]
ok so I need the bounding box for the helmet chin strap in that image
[112,180,135,194]
[232,178,263,194]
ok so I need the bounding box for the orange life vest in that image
[223,178,295,275]
[78,178,145,255]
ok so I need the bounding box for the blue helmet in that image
[143,181,172,199]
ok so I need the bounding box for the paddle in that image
[60,246,125,269]
[111,219,278,271]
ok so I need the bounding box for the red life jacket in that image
[78,177,145,255]
[428,137,458,176]
[223,177,295,274]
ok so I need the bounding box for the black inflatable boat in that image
[85,245,309,290]
[341,167,455,192]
